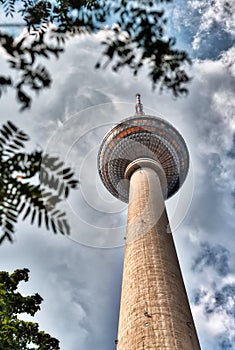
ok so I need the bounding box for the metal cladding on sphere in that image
[98,114,189,203]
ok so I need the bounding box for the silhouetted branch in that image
[0,0,191,109]
[0,121,79,244]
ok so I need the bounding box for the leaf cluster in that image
[0,268,60,349]
[0,121,79,244]
[0,0,191,109]
[98,0,191,96]
[0,31,63,110]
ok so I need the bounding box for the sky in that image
[0,0,235,349]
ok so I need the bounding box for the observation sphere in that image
[98,97,189,203]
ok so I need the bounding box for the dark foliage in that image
[0,0,191,110]
[0,121,78,244]
[0,268,60,349]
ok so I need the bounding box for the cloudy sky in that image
[0,1,235,349]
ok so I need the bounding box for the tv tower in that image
[98,94,200,349]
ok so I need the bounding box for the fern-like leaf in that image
[0,121,78,244]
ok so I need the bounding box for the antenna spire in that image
[135,93,144,115]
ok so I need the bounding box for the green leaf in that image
[50,218,57,233]
[0,121,78,242]
[44,213,49,230]
[0,129,10,140]
[63,172,74,180]
[57,167,70,176]
[22,206,31,220]
[38,211,42,227]
[7,121,18,132]
[0,232,12,244]
[62,219,70,235]
[2,124,13,136]
[0,269,60,348]
[64,186,69,198]
[31,208,37,224]
[18,202,26,214]
[57,219,64,234]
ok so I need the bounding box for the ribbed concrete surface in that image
[117,167,200,350]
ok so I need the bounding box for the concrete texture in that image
[117,167,201,350]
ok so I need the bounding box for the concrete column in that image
[117,166,200,350]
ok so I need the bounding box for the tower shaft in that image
[117,166,200,349]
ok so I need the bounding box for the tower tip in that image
[135,93,144,115]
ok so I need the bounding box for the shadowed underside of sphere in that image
[98,115,189,202]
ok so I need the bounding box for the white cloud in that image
[0,27,235,349]
[189,0,235,50]
[172,0,235,58]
